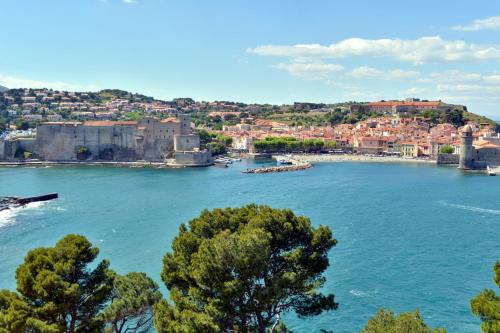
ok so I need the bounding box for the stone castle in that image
[459,124,500,170]
[0,115,213,166]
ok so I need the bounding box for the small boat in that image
[214,158,232,164]
[213,162,228,168]
[276,157,293,165]
[487,165,496,176]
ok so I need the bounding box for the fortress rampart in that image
[0,115,213,166]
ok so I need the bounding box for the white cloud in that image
[452,16,500,31]
[350,66,420,80]
[122,0,137,3]
[428,70,500,85]
[0,74,99,92]
[272,61,420,82]
[399,87,432,96]
[248,36,500,64]
[407,70,500,108]
[437,83,500,94]
[272,62,344,80]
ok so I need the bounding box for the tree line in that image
[253,137,338,153]
[0,205,498,333]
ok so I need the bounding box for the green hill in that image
[97,89,155,103]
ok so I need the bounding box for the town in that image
[1,87,500,167]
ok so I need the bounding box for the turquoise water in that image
[1,161,499,332]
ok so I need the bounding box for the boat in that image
[213,162,228,168]
[487,165,496,176]
[0,193,58,212]
[214,157,232,164]
[276,156,293,165]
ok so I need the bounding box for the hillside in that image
[258,104,496,129]
[0,87,497,131]
[97,89,155,103]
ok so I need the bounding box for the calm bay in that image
[0,160,499,332]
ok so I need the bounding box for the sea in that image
[0,160,499,332]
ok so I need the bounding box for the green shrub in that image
[75,146,91,160]
[439,145,454,154]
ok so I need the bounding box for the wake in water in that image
[0,202,49,227]
[438,201,500,215]
[349,289,378,297]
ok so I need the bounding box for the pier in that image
[243,155,312,174]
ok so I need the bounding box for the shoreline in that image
[0,160,212,169]
[0,155,438,169]
[289,154,436,164]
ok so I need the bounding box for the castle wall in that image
[0,140,16,159]
[1,115,207,165]
[174,135,200,151]
[174,150,213,166]
[18,139,36,154]
[35,124,81,160]
[0,139,36,160]
[138,118,180,161]
[0,140,6,159]
[476,148,500,166]
[437,153,459,165]
[34,123,141,161]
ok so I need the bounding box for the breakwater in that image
[242,162,312,174]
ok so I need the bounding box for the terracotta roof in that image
[473,139,500,149]
[160,117,179,123]
[42,122,82,125]
[83,121,138,127]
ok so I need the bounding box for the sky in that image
[1,0,500,118]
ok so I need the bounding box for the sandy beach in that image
[290,154,436,164]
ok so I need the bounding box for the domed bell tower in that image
[458,125,474,170]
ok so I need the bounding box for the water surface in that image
[1,161,499,332]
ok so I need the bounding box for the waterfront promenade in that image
[291,154,436,164]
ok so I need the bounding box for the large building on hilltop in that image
[0,115,212,166]
[350,99,460,115]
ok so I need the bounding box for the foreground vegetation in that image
[0,205,498,332]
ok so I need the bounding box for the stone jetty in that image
[243,163,312,174]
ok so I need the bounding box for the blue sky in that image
[1,0,500,118]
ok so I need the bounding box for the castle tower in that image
[178,114,191,135]
[458,124,474,169]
